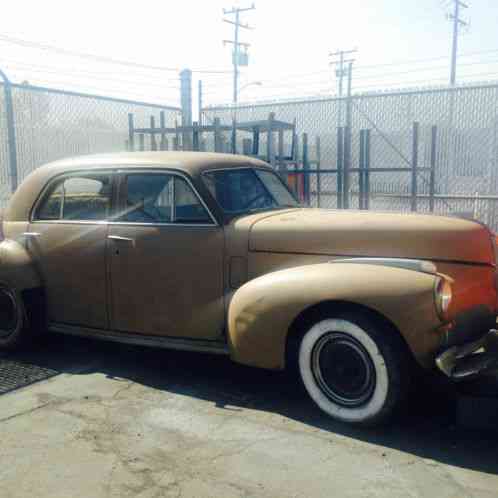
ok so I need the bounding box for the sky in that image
[2,0,498,111]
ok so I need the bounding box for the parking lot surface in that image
[1,334,497,498]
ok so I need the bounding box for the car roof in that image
[38,151,271,176]
[4,152,272,222]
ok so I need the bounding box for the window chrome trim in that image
[30,165,220,228]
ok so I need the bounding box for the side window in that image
[121,173,212,224]
[36,174,112,221]
[122,174,173,223]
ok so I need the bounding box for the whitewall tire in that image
[297,313,409,426]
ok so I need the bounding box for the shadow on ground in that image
[1,333,498,476]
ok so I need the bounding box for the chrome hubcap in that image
[311,332,376,407]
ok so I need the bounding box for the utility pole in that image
[448,0,468,86]
[223,4,255,104]
[330,49,356,127]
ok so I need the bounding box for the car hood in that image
[248,209,495,265]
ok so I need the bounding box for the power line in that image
[0,32,231,75]
[1,59,181,91]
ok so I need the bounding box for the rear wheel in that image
[0,285,37,350]
[296,311,411,426]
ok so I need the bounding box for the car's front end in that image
[432,233,498,381]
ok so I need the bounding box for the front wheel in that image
[297,312,411,426]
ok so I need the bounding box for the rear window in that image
[35,174,112,222]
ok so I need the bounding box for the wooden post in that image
[160,111,167,151]
[430,125,437,213]
[128,113,135,152]
[267,112,275,167]
[278,127,285,175]
[150,116,157,151]
[214,117,222,152]
[411,122,419,212]
[316,136,321,208]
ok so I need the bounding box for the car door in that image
[27,171,113,329]
[108,170,225,339]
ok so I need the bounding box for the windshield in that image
[203,168,299,214]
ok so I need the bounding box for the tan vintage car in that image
[1,151,497,425]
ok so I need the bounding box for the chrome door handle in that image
[108,235,134,243]
[23,232,41,237]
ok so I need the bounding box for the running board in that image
[49,323,229,356]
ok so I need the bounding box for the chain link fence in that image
[202,83,498,230]
[0,83,181,209]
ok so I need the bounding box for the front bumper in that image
[436,329,498,380]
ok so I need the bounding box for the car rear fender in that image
[0,238,42,291]
[227,262,442,370]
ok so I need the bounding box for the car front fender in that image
[0,239,42,291]
[227,262,442,370]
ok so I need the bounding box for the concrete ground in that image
[1,335,497,498]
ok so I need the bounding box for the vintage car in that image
[0,151,497,426]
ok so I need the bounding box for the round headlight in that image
[435,277,453,322]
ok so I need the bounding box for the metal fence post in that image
[343,124,351,209]
[411,122,419,212]
[337,127,344,209]
[359,129,365,210]
[139,133,145,151]
[150,116,157,151]
[267,112,275,167]
[302,133,310,205]
[2,78,18,193]
[127,113,135,152]
[231,118,237,154]
[174,119,180,151]
[214,118,222,152]
[278,127,285,175]
[316,136,321,208]
[160,111,168,150]
[365,129,371,210]
[430,125,437,213]
[193,121,200,151]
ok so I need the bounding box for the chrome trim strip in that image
[49,323,229,355]
[329,257,437,274]
[108,235,134,242]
